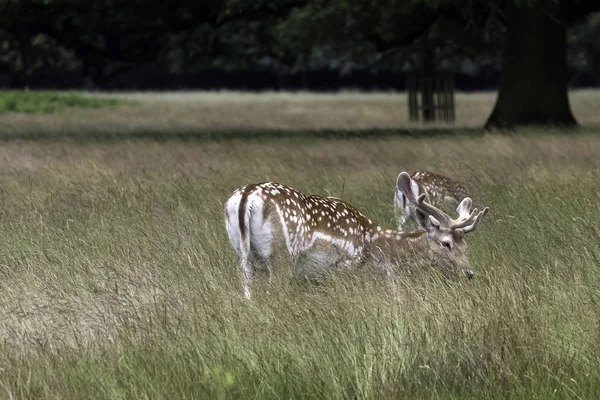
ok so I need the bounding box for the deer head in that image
[396,172,489,278]
[394,171,469,230]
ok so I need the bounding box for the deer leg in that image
[294,251,319,279]
[249,253,275,286]
[267,263,274,284]
[384,262,398,293]
[250,221,275,285]
[369,246,398,293]
[240,256,253,300]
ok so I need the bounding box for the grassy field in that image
[0,90,124,115]
[0,90,599,399]
[1,89,600,136]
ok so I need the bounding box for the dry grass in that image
[0,89,599,137]
[0,90,599,398]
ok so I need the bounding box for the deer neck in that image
[363,224,429,261]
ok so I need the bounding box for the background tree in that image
[484,0,599,129]
[269,0,600,128]
[568,13,600,86]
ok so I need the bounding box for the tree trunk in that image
[420,33,436,122]
[421,76,435,122]
[485,0,576,129]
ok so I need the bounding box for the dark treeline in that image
[1,65,505,92]
[0,66,600,92]
[3,65,600,92]
[1,1,599,127]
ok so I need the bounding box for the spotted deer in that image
[224,172,489,299]
[395,171,469,230]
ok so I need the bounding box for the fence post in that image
[406,72,455,123]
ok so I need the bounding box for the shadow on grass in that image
[0,127,487,143]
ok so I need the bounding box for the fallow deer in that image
[395,171,468,230]
[224,172,489,299]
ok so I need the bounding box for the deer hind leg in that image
[249,199,280,285]
[240,257,253,299]
[239,247,275,299]
[245,193,283,297]
[225,192,243,258]
[249,223,275,284]
[225,191,254,298]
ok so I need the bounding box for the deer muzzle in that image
[462,268,474,280]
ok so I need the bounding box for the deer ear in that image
[424,213,442,237]
[396,172,414,197]
[411,178,420,198]
[396,172,422,206]
[415,209,439,233]
[456,197,473,218]
[429,215,441,227]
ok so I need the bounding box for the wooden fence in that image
[407,72,455,123]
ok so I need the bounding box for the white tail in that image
[225,176,489,299]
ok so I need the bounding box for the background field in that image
[0,91,599,399]
[1,89,600,136]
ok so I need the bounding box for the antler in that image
[396,172,485,231]
[456,207,490,234]
[447,197,478,229]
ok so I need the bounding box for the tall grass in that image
[0,129,599,398]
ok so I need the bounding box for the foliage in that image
[569,13,600,79]
[272,0,503,71]
[0,1,598,87]
[0,90,124,114]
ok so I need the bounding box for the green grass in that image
[0,90,124,114]
[0,104,599,398]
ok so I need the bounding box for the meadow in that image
[0,90,599,399]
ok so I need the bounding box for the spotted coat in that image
[396,171,469,230]
[410,171,468,204]
[236,182,426,258]
[225,181,429,298]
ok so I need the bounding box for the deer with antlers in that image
[224,172,489,299]
[395,171,469,230]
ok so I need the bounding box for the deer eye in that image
[441,241,452,250]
